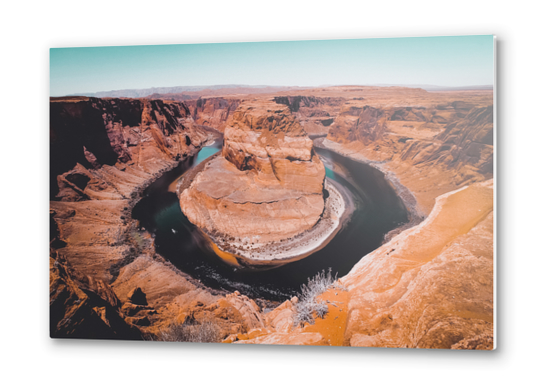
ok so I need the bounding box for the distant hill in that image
[66,83,493,98]
[369,84,493,91]
[68,84,306,98]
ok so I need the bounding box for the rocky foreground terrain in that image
[50,86,494,349]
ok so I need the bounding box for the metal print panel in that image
[50,35,495,349]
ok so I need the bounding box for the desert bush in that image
[293,269,345,327]
[156,319,222,343]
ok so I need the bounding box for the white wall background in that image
[1,1,539,382]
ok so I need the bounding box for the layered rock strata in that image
[50,97,264,338]
[185,97,241,132]
[232,180,494,349]
[273,96,345,136]
[324,99,494,215]
[180,100,342,266]
[225,90,494,348]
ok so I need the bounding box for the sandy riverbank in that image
[177,171,353,269]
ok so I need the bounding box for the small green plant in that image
[294,269,344,327]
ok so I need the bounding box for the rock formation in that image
[49,96,234,338]
[50,97,206,199]
[324,97,494,214]
[49,256,143,339]
[222,88,494,348]
[180,100,328,262]
[185,97,241,132]
[342,179,494,349]
[183,94,345,136]
[232,180,494,349]
[273,96,344,136]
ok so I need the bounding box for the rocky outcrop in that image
[174,291,265,339]
[230,180,494,349]
[185,97,241,132]
[222,100,325,193]
[49,97,226,338]
[328,105,388,145]
[49,256,142,339]
[180,100,328,264]
[324,99,493,214]
[342,180,494,349]
[50,97,204,200]
[435,106,494,175]
[274,96,344,136]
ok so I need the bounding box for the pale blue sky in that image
[50,35,494,96]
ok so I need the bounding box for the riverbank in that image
[190,178,352,269]
[316,137,424,223]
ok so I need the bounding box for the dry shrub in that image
[294,269,345,327]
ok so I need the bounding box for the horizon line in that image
[56,83,494,98]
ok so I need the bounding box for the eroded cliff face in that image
[273,96,344,136]
[324,99,494,214]
[50,97,265,338]
[51,97,202,200]
[185,97,241,132]
[180,100,326,253]
[230,180,494,349]
[342,180,494,349]
[224,90,494,348]
[183,95,344,136]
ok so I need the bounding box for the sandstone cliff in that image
[185,97,241,132]
[342,179,494,349]
[231,180,494,349]
[183,94,344,136]
[50,97,203,200]
[223,90,494,348]
[180,100,327,262]
[50,255,143,339]
[324,99,494,214]
[49,97,253,338]
[273,96,344,136]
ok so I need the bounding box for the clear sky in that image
[50,35,494,96]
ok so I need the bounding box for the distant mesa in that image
[66,84,308,98]
[61,83,493,99]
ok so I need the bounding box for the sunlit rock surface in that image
[180,100,326,246]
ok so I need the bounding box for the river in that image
[132,139,409,302]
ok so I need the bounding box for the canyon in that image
[50,85,494,349]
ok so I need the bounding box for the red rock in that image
[180,100,326,248]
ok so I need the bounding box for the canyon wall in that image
[230,179,494,349]
[50,97,245,338]
[273,96,344,136]
[224,90,494,348]
[185,97,241,132]
[50,97,203,200]
[342,179,494,349]
[325,98,494,214]
[182,95,345,136]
